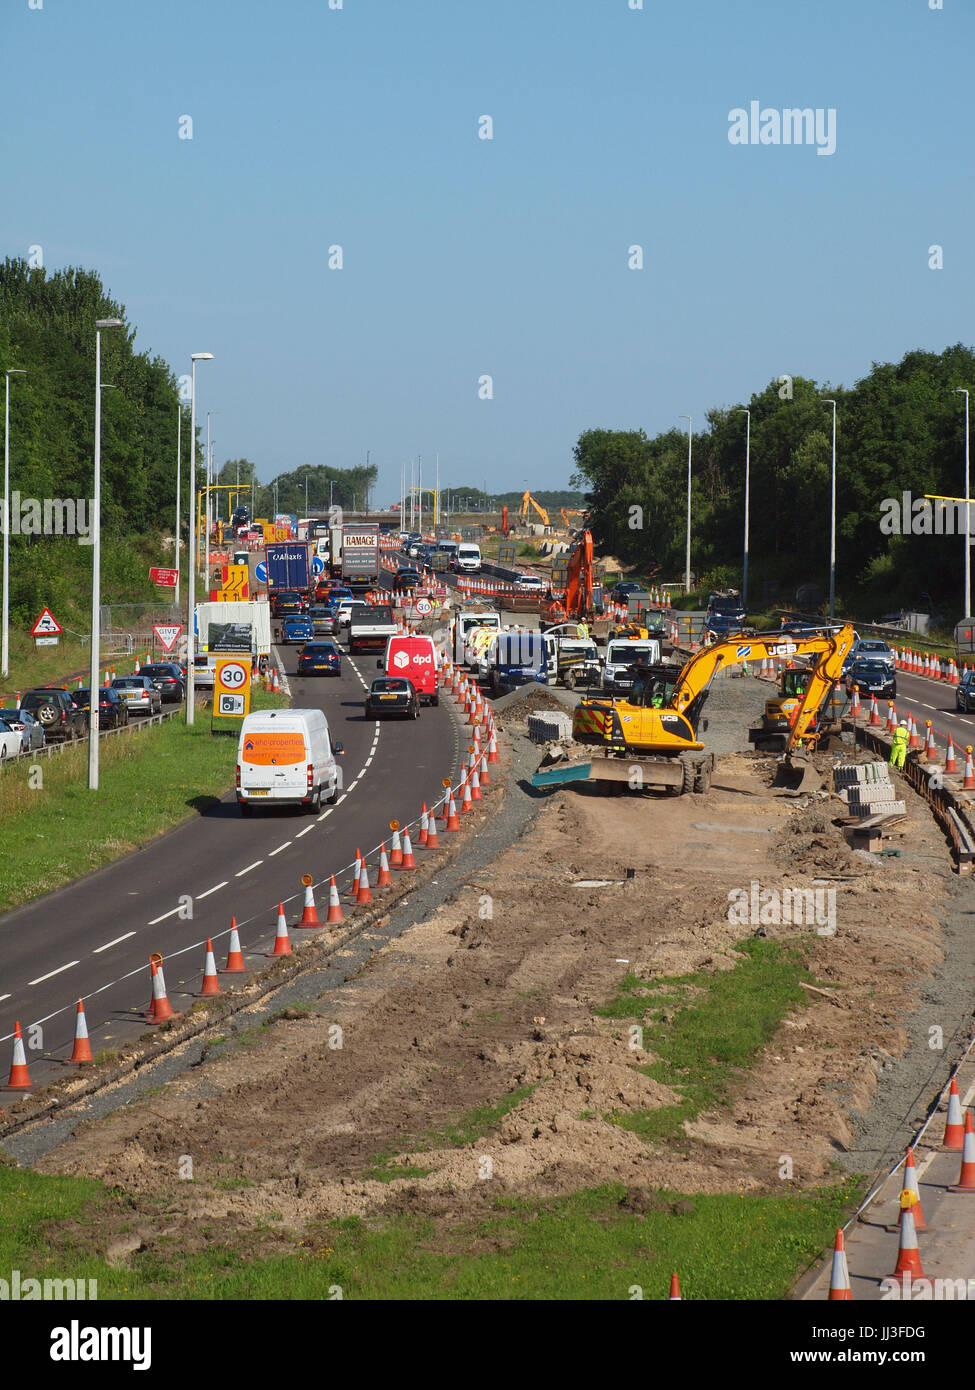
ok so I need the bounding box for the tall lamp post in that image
[186,353,214,725]
[956,388,971,618]
[204,410,218,582]
[823,399,837,620]
[175,405,183,615]
[2,368,26,680]
[735,408,751,609]
[88,318,124,790]
[679,415,693,593]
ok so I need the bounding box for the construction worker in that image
[890,719,909,770]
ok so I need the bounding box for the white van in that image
[602,637,662,694]
[453,543,481,573]
[236,708,343,815]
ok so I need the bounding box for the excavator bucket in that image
[773,751,825,793]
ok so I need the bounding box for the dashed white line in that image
[317,809,333,821]
[29,961,80,987]
[0,993,10,1004]
[336,793,347,805]
[295,824,314,838]
[268,842,292,857]
[364,755,373,768]
[235,860,263,877]
[197,881,228,899]
[94,931,136,953]
[147,908,180,925]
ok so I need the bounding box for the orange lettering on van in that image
[241,732,306,766]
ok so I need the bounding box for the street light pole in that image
[823,399,837,620]
[204,410,218,584]
[175,405,182,616]
[2,368,26,680]
[735,408,751,609]
[956,388,971,618]
[186,353,213,726]
[88,319,124,790]
[679,416,692,593]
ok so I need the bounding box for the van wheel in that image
[308,789,321,813]
[327,784,339,805]
[431,694,440,706]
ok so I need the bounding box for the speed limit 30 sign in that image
[215,657,252,719]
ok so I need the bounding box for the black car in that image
[21,687,88,742]
[297,641,342,676]
[74,686,130,729]
[364,677,420,719]
[610,580,646,604]
[270,590,307,617]
[957,669,975,712]
[140,663,185,702]
[393,569,422,591]
[845,660,896,700]
[704,613,745,642]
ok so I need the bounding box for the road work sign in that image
[214,657,252,721]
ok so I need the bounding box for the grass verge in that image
[0,689,286,912]
[595,938,815,1143]
[365,1085,536,1180]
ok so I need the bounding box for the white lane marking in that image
[94,931,137,952]
[317,809,333,821]
[197,881,228,899]
[268,842,292,856]
[148,907,180,925]
[364,755,373,768]
[295,824,314,837]
[29,960,80,986]
[235,860,263,877]
[0,993,10,1003]
[336,793,347,805]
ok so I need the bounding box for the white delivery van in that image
[236,708,343,815]
[453,543,481,573]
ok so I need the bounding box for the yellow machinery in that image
[533,626,855,795]
[520,490,550,527]
[560,507,585,530]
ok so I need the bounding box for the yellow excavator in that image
[520,490,550,527]
[532,625,855,796]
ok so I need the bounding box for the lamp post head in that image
[95,318,123,330]
[191,352,214,362]
[5,369,26,378]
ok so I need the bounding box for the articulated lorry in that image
[265,541,312,593]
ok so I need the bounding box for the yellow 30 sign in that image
[214,657,252,720]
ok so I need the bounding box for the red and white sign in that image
[149,567,179,588]
[30,608,63,636]
[153,623,183,652]
[414,597,433,616]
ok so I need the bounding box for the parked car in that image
[111,675,163,715]
[297,641,342,676]
[74,686,130,729]
[139,663,186,702]
[21,687,87,742]
[0,707,45,753]
[364,676,420,719]
[0,719,22,762]
[282,616,316,644]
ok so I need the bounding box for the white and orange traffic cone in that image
[271,903,292,957]
[892,1203,924,1279]
[965,747,975,791]
[5,1021,31,1089]
[886,702,897,735]
[148,961,179,1023]
[827,1230,852,1300]
[487,728,499,763]
[356,858,373,904]
[418,804,429,847]
[850,686,861,719]
[925,723,937,762]
[400,829,416,870]
[199,940,222,996]
[903,1148,926,1229]
[425,810,441,849]
[948,1111,975,1193]
[869,695,881,727]
[943,1074,965,1148]
[389,826,404,867]
[326,874,344,923]
[445,793,460,831]
[908,715,920,750]
[460,775,474,814]
[297,879,321,927]
[377,843,392,888]
[224,918,247,972]
[479,749,491,787]
[469,760,482,800]
[70,1000,95,1064]
[348,851,362,900]
[946,734,958,774]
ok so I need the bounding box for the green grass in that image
[0,688,287,912]
[0,1165,859,1299]
[365,1085,537,1180]
[595,939,815,1142]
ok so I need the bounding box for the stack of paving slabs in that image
[832,761,907,848]
[527,710,574,744]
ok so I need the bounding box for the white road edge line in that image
[29,961,80,986]
[94,931,137,952]
[235,860,263,876]
[197,881,229,899]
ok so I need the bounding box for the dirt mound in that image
[493,686,572,721]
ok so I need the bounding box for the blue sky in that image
[2,0,971,505]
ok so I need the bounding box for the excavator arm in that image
[520,490,550,526]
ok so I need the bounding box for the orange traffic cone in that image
[965,747,975,790]
[418,804,429,846]
[908,715,920,750]
[850,686,861,719]
[946,735,958,774]
[869,695,880,727]
[199,940,222,996]
[400,830,416,870]
[902,1148,926,1229]
[892,1204,924,1279]
[425,812,441,849]
[925,723,937,762]
[326,874,344,923]
[479,750,491,787]
[487,729,499,763]
[70,1000,95,1064]
[377,843,392,888]
[356,858,373,904]
[348,851,362,899]
[943,1074,965,1148]
[271,903,292,956]
[886,702,896,734]
[224,918,247,972]
[948,1111,975,1192]
[460,775,474,814]
[827,1230,852,1300]
[389,827,404,867]
[668,1273,681,1300]
[469,759,482,800]
[148,962,180,1023]
[297,880,321,927]
[5,1021,31,1089]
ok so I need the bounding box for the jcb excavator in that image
[532,625,855,796]
[520,490,550,527]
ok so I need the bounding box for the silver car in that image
[0,707,45,753]
[111,675,163,715]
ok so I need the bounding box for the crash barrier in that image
[0,666,502,1097]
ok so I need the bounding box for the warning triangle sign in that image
[30,608,63,636]
[153,624,183,652]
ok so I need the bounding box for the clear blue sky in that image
[2,0,971,506]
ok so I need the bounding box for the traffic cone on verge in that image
[348,851,362,899]
[827,1230,852,1300]
[869,695,881,727]
[886,702,896,734]
[297,879,321,927]
[199,940,222,996]
[946,734,958,774]
[948,1112,975,1193]
[488,728,499,763]
[5,1022,31,1089]
[271,903,292,956]
[425,810,441,849]
[70,1000,95,1064]
[965,748,975,791]
[943,1074,965,1149]
[326,875,344,923]
[445,793,461,832]
[925,723,937,762]
[356,858,372,904]
[377,843,392,888]
[148,962,179,1023]
[892,1204,924,1279]
[400,829,417,870]
[389,827,403,867]
[902,1148,926,1229]
[224,920,247,972]
[668,1273,681,1300]
[908,715,920,750]
[418,804,429,846]
[479,749,491,786]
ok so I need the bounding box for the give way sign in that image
[153,623,183,652]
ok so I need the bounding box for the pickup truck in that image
[349,604,398,655]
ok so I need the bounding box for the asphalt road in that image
[0,636,463,1089]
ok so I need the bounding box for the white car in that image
[514,573,545,591]
[0,719,23,763]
